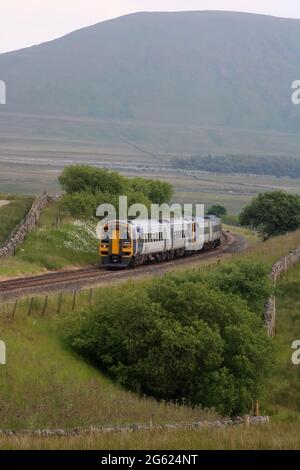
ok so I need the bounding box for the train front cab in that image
[99,222,134,268]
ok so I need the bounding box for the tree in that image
[207,205,227,218]
[58,165,174,219]
[239,191,300,238]
[60,192,97,219]
[58,165,126,195]
[146,179,173,205]
[129,178,173,204]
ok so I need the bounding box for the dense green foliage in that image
[59,166,125,195]
[64,260,273,416]
[59,166,173,218]
[239,191,300,238]
[207,205,227,218]
[173,154,300,178]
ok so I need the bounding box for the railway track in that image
[0,231,245,301]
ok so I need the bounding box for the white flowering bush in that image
[18,220,98,269]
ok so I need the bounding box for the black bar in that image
[0,450,298,466]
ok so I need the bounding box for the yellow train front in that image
[99,221,134,268]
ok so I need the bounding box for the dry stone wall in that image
[0,192,50,258]
[0,416,269,437]
[264,246,300,336]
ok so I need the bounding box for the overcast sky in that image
[1,0,300,53]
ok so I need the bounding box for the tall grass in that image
[0,311,217,430]
[262,263,300,422]
[0,195,34,245]
[1,423,300,450]
[0,200,98,277]
[0,228,300,448]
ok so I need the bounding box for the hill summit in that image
[1,11,300,132]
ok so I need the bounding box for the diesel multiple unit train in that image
[99,215,222,268]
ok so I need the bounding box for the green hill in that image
[1,11,300,160]
[0,11,300,131]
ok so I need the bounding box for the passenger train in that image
[99,216,222,268]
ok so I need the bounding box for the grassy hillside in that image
[1,11,300,167]
[0,314,215,430]
[0,229,300,449]
[263,263,300,421]
[0,200,98,278]
[0,194,33,245]
[1,11,300,132]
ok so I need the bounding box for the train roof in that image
[127,217,206,228]
[106,217,210,227]
[205,215,221,221]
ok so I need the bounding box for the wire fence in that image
[0,287,96,320]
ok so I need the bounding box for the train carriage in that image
[99,216,222,268]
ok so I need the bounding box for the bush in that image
[58,166,173,219]
[208,259,271,313]
[130,178,173,205]
[207,205,227,218]
[60,192,97,219]
[239,191,300,238]
[58,165,126,195]
[63,260,273,416]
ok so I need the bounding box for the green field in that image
[1,111,300,215]
[1,160,300,215]
[0,194,34,245]
[0,200,98,278]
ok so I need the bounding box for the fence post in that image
[57,292,63,314]
[28,298,34,316]
[72,291,77,311]
[42,296,48,316]
[11,299,18,319]
[243,415,250,428]
[149,414,154,429]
